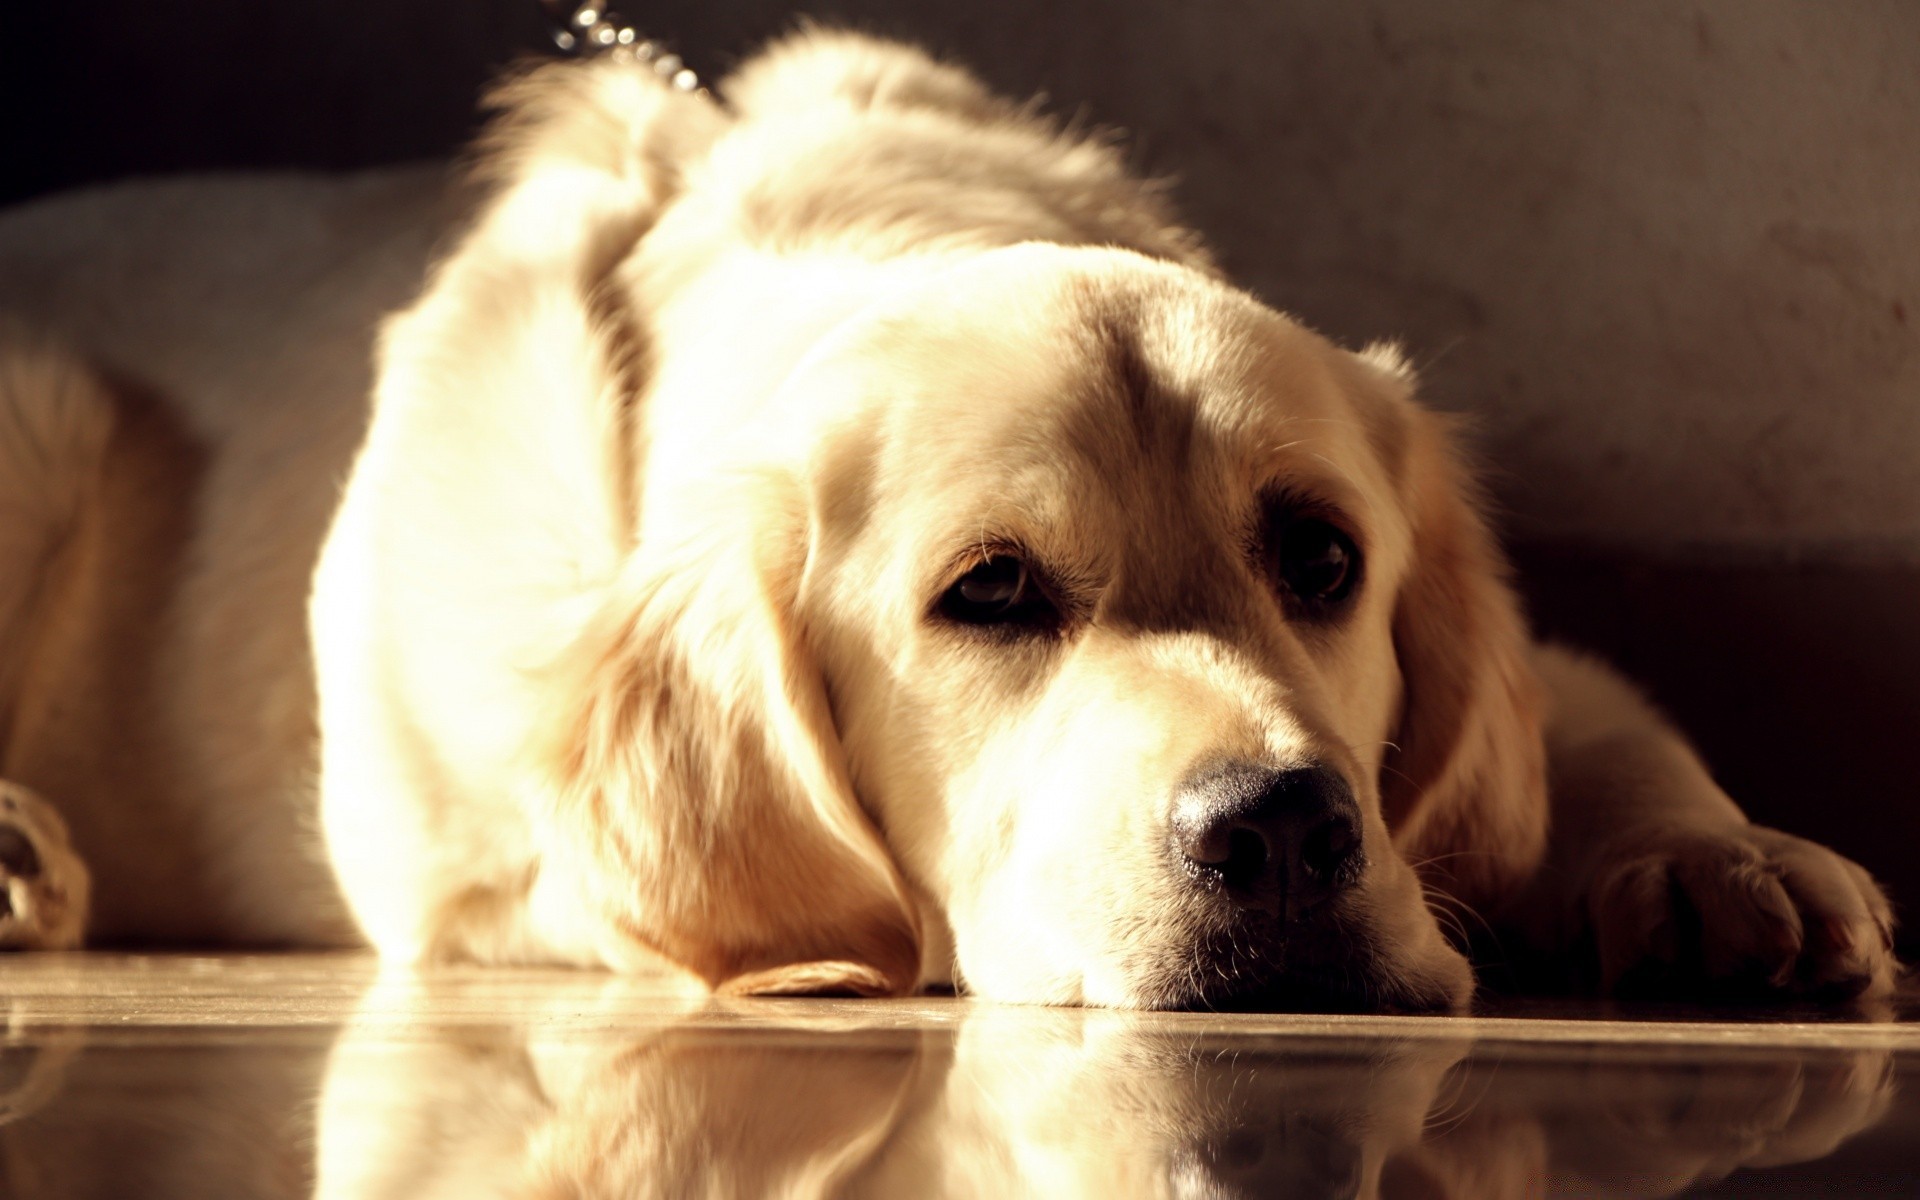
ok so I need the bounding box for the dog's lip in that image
[1162,967,1463,1015]
[1156,922,1464,1015]
[1161,969,1382,1015]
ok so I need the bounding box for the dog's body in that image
[0,33,1895,1007]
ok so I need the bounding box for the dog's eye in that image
[1275,519,1360,605]
[939,557,1056,628]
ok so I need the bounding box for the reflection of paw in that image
[0,783,89,950]
[1591,824,1896,998]
[1554,1047,1896,1195]
[0,1027,83,1127]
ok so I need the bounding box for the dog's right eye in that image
[938,557,1057,630]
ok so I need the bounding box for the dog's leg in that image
[0,339,109,949]
[1518,644,1896,998]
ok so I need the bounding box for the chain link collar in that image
[537,2,705,96]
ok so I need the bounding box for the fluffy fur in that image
[0,32,1895,1008]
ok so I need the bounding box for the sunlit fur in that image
[303,33,1546,1007]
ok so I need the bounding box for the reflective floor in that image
[0,956,1915,1197]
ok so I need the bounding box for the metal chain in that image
[537,1,704,95]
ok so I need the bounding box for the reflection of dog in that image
[310,982,1897,1200]
[0,32,1897,1006]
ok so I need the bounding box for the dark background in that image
[4,1,1917,954]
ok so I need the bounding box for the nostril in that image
[1299,814,1362,884]
[1219,826,1270,890]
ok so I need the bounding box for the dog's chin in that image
[1154,969,1465,1016]
[1139,925,1474,1015]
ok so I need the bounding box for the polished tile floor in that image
[0,955,1914,1198]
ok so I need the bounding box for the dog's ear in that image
[528,477,922,997]
[1364,356,1549,910]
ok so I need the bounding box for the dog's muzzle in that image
[1162,762,1394,1011]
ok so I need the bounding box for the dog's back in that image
[0,169,454,944]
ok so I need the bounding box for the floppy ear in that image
[528,478,922,997]
[1372,369,1549,911]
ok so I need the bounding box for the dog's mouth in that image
[1151,921,1463,1015]
[1171,970,1454,1016]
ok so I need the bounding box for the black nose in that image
[1171,763,1364,920]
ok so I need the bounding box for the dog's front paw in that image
[0,783,88,950]
[1588,824,1896,1000]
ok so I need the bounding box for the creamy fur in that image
[0,32,1895,1007]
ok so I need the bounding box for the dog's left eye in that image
[938,557,1057,629]
[1274,518,1361,607]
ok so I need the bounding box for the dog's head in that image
[537,244,1545,1009]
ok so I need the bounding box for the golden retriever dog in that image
[0,31,1898,1009]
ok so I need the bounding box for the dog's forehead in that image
[836,248,1401,514]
